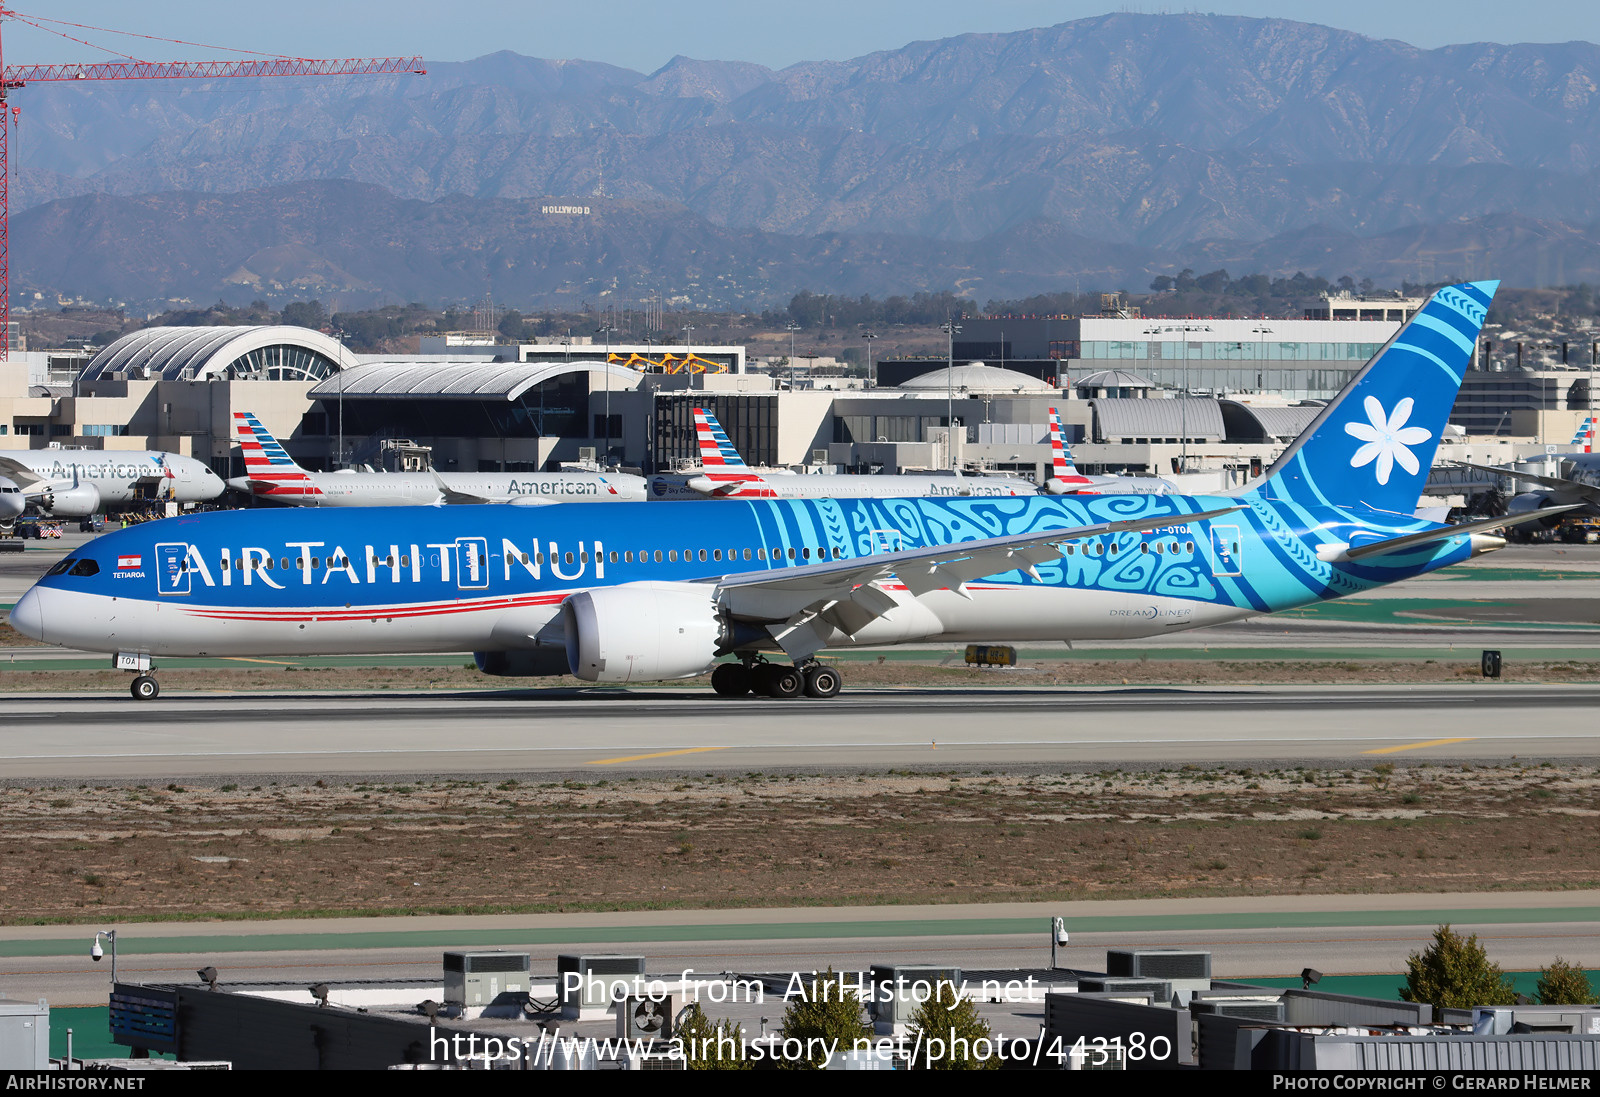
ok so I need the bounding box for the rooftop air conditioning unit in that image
[579,447,597,463]
[1075,977,1173,1002]
[1106,949,1211,981]
[443,951,530,1010]
[559,954,647,1018]
[811,449,828,465]
[867,966,962,1031]
[1189,998,1285,1023]
[615,992,679,1041]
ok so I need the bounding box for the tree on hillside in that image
[1537,958,1599,1005]
[1400,925,1516,1011]
[280,300,327,330]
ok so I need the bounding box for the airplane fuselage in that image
[14,493,1471,663]
[230,469,649,506]
[649,472,1037,500]
[1,450,224,506]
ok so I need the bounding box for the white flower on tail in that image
[1345,396,1431,485]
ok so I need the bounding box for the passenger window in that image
[536,552,544,565]
[1141,543,1149,554]
[1186,541,1194,552]
[565,552,575,564]
[743,548,752,561]
[624,551,633,563]
[668,550,678,562]
[609,551,618,564]
[787,548,796,560]
[699,549,708,562]
[654,550,664,563]
[401,556,409,567]
[1110,544,1120,555]
[312,558,321,568]
[712,549,722,562]
[756,548,765,561]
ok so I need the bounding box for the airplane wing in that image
[430,471,493,505]
[1342,507,1581,561]
[0,457,46,488]
[710,505,1243,659]
[686,476,757,497]
[1453,461,1590,496]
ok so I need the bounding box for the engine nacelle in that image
[1505,492,1565,527]
[474,648,571,677]
[37,482,101,518]
[562,581,724,683]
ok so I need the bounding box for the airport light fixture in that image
[596,322,618,462]
[1144,322,1212,473]
[862,331,878,388]
[786,322,801,391]
[89,929,116,984]
[942,320,962,470]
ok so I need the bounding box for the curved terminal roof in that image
[1092,397,1225,443]
[80,326,359,383]
[307,359,646,402]
[1219,400,1323,443]
[1076,369,1155,389]
[897,363,1057,394]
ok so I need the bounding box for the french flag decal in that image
[118,554,142,569]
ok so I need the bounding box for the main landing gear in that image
[711,658,842,699]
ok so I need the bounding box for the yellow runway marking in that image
[1363,737,1476,755]
[587,747,729,766]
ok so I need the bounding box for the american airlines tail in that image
[1573,417,1594,453]
[1043,407,1095,493]
[232,411,320,499]
[693,407,751,470]
[1246,280,1497,518]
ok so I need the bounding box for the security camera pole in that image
[90,929,116,985]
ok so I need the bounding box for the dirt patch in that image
[3,764,1596,924]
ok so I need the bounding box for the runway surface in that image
[6,684,1600,779]
[7,893,1596,1006]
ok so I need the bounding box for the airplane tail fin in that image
[1572,416,1594,453]
[1246,281,1497,516]
[233,411,308,474]
[693,407,750,470]
[1044,406,1093,493]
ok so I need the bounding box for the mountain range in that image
[14,13,1600,310]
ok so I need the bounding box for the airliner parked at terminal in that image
[226,412,647,506]
[0,449,223,516]
[648,407,1037,499]
[1041,407,1176,495]
[14,282,1553,701]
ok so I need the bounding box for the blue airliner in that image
[12,281,1548,701]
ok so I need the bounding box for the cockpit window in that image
[69,559,100,577]
[47,558,75,576]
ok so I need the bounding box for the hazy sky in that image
[5,1,1597,73]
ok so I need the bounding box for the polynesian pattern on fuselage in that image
[97,491,1464,622]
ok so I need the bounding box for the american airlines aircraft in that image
[13,282,1549,701]
[225,412,647,505]
[1041,407,1176,495]
[0,449,224,516]
[648,407,1038,499]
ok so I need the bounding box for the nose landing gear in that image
[130,675,160,700]
[116,652,160,700]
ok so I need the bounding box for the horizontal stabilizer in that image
[1343,507,1581,561]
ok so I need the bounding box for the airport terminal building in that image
[0,303,1588,491]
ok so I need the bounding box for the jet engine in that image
[37,481,101,518]
[1504,492,1567,528]
[474,648,571,677]
[562,581,725,683]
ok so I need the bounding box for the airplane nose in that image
[10,587,44,643]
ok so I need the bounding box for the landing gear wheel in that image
[765,665,804,699]
[711,663,752,697]
[130,675,159,701]
[803,664,842,698]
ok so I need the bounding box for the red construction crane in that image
[0,7,426,359]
